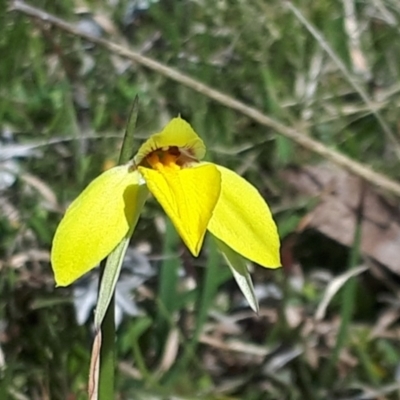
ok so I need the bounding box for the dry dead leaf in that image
[154,328,179,375]
[283,163,400,275]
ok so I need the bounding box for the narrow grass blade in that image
[194,237,222,339]
[320,186,365,386]
[156,220,181,349]
[119,96,139,164]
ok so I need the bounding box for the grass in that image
[2,0,400,399]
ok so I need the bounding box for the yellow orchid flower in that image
[51,117,281,287]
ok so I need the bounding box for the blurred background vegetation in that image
[2,0,400,399]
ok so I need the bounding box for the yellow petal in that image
[208,165,281,268]
[139,164,220,256]
[134,117,206,164]
[51,166,147,286]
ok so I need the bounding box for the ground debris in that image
[282,163,400,275]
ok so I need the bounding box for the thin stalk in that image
[156,221,180,353]
[98,292,115,400]
[321,183,365,387]
[179,238,221,369]
[98,97,139,400]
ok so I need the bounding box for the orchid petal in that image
[134,117,205,164]
[139,164,220,256]
[51,166,148,286]
[208,165,281,268]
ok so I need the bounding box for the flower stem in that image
[98,97,139,400]
[98,292,115,400]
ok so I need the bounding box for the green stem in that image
[320,184,365,387]
[98,97,139,400]
[98,294,115,400]
[178,238,220,368]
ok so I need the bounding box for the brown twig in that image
[10,0,400,198]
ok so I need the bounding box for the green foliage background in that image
[1,0,400,399]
